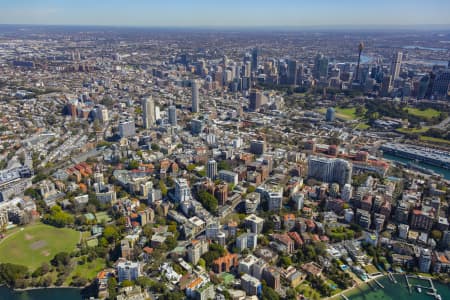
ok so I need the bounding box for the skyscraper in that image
[391,51,403,81]
[287,59,298,85]
[191,80,200,113]
[355,42,364,83]
[142,97,155,129]
[313,54,329,80]
[168,105,177,126]
[251,48,258,73]
[207,159,217,180]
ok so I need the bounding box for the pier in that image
[341,294,349,300]
[404,274,412,294]
[373,278,384,289]
[387,272,397,283]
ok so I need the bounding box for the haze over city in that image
[0,1,450,300]
[1,0,450,27]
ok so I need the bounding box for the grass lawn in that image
[95,211,112,223]
[419,135,450,145]
[405,107,440,119]
[355,123,370,130]
[65,257,106,285]
[0,223,80,271]
[397,126,429,134]
[297,283,321,300]
[335,107,359,120]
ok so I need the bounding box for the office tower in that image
[249,89,264,111]
[191,80,200,113]
[355,42,364,83]
[168,105,177,126]
[307,156,352,186]
[287,59,298,85]
[191,119,204,135]
[142,97,155,129]
[391,51,403,81]
[244,61,252,78]
[118,119,135,137]
[250,140,266,155]
[251,48,258,72]
[313,54,329,80]
[206,159,217,180]
[325,107,335,122]
[431,70,450,99]
[381,75,392,96]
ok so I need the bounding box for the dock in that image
[404,274,412,294]
[341,294,349,300]
[387,272,397,283]
[373,278,384,289]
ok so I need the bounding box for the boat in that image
[417,287,422,293]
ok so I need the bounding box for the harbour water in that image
[346,275,450,300]
[383,153,450,180]
[0,286,82,300]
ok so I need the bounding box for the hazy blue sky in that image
[1,0,450,27]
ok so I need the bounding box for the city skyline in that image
[1,0,450,28]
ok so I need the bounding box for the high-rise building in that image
[118,119,135,137]
[391,51,403,81]
[266,186,283,211]
[117,261,141,282]
[206,160,217,180]
[381,75,393,96]
[419,248,432,273]
[143,97,155,129]
[174,178,191,203]
[191,80,200,113]
[249,89,266,111]
[250,140,266,155]
[325,107,335,122]
[307,156,352,186]
[251,48,258,73]
[313,54,329,80]
[341,184,353,202]
[287,59,298,85]
[355,42,364,84]
[168,105,177,126]
[431,71,450,99]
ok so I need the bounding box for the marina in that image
[345,275,450,300]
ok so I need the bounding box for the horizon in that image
[1,0,450,28]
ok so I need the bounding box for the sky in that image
[1,0,450,28]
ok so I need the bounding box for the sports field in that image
[0,223,80,271]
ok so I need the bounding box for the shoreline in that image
[328,273,448,300]
[326,274,386,300]
[12,285,83,292]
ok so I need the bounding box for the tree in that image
[42,205,74,228]
[107,277,117,300]
[431,230,443,241]
[197,191,218,213]
[0,263,29,286]
[159,180,168,197]
[103,226,120,243]
[128,160,139,170]
[121,279,134,287]
[51,252,71,266]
